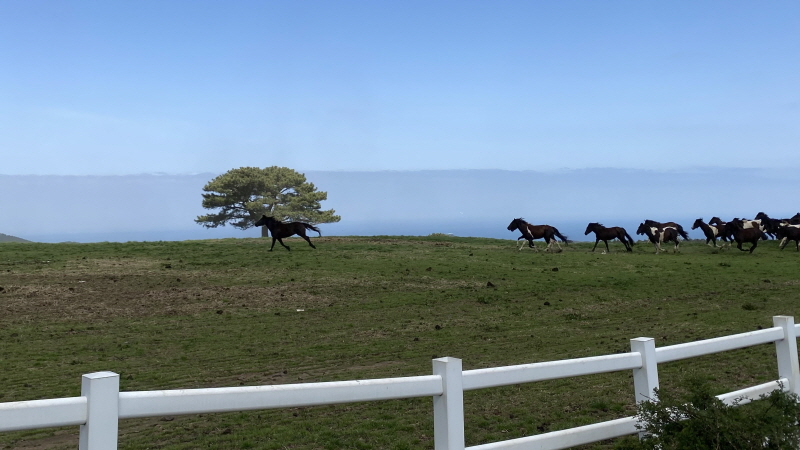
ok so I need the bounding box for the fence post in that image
[433,357,465,450]
[631,337,659,403]
[79,371,120,450]
[772,316,800,395]
[631,337,658,439]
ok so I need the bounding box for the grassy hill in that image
[0,233,31,243]
[0,236,798,449]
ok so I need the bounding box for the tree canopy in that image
[195,166,341,230]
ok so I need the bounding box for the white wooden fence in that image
[2,315,799,450]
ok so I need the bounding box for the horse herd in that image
[508,212,800,254]
[253,212,800,254]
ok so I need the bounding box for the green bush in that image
[616,379,800,450]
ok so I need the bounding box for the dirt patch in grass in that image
[0,273,331,324]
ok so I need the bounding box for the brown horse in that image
[636,223,680,254]
[724,220,767,253]
[254,215,321,251]
[507,218,569,252]
[713,216,765,241]
[584,223,634,252]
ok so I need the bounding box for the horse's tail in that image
[623,230,635,246]
[552,227,570,244]
[305,223,322,236]
[675,225,690,240]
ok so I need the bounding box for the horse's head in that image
[755,212,769,221]
[507,218,525,231]
[254,215,272,228]
[584,223,599,235]
[692,218,703,229]
[636,223,649,236]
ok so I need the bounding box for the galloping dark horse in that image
[724,219,768,253]
[691,218,729,247]
[643,220,690,240]
[584,223,634,252]
[507,218,569,252]
[709,217,733,241]
[636,223,680,254]
[254,215,321,251]
[776,224,800,251]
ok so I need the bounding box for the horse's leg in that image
[604,240,610,253]
[299,231,316,249]
[749,240,757,253]
[277,238,291,251]
[269,238,277,251]
[591,239,599,252]
[779,237,788,250]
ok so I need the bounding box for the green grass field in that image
[1,236,799,449]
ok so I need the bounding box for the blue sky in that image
[2,1,798,176]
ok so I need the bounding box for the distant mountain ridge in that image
[0,233,32,243]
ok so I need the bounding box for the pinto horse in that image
[507,218,569,252]
[254,215,321,251]
[691,218,729,247]
[636,223,680,254]
[777,224,800,251]
[724,220,767,253]
[714,216,766,241]
[584,223,634,252]
[643,219,690,240]
[709,217,735,242]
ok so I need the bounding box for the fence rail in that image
[2,315,799,450]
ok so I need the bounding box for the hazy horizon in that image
[2,168,797,244]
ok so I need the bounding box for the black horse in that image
[584,223,634,252]
[254,215,321,251]
[507,218,569,252]
[777,224,800,251]
[636,223,680,254]
[724,220,767,254]
[755,212,792,238]
[691,218,729,248]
